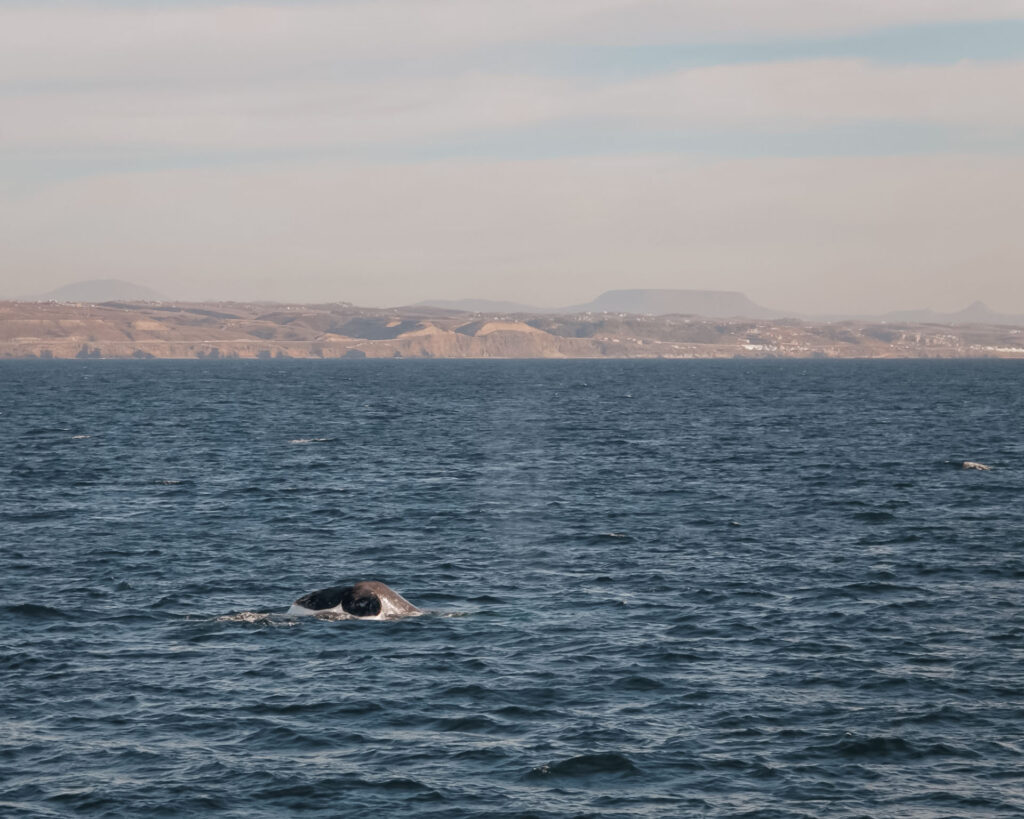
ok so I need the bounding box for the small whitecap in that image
[214,611,297,626]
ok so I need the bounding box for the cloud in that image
[5,154,1022,312]
[3,1,1024,86]
[592,59,1024,127]
[4,2,1021,156]
[4,59,1023,153]
[3,3,1021,312]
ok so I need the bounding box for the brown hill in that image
[2,300,1023,359]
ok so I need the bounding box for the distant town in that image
[3,294,1024,360]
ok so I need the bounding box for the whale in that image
[287,581,422,619]
[961,461,992,471]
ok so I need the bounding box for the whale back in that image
[289,580,420,618]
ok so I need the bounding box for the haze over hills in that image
[879,301,1024,326]
[16,279,1024,326]
[29,279,167,303]
[415,297,544,314]
[419,289,1024,326]
[31,282,785,318]
[565,289,783,318]
[418,289,785,318]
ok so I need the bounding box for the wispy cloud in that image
[5,59,1023,153]
[4,2,1022,156]
[4,0,1023,84]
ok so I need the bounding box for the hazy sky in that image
[3,1,1023,312]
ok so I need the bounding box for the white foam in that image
[286,601,422,620]
[215,611,298,626]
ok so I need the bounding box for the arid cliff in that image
[2,300,1024,359]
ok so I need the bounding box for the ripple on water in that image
[1,359,1023,817]
[527,752,641,780]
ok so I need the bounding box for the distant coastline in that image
[3,300,1024,360]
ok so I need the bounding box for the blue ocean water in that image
[1,359,1022,818]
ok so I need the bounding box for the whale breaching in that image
[288,581,422,619]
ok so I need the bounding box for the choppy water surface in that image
[1,359,1022,818]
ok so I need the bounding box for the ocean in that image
[1,359,1022,817]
